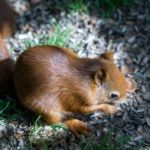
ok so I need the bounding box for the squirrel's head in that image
[94,51,136,103]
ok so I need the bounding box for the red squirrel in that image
[14,45,136,137]
[0,0,16,97]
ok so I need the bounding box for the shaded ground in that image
[0,0,150,149]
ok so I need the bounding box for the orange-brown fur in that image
[14,45,135,137]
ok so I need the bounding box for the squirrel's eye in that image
[110,91,120,100]
[110,93,118,99]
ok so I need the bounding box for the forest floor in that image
[0,0,150,149]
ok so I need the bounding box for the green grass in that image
[29,116,66,136]
[81,129,131,150]
[28,115,67,149]
[50,0,133,17]
[29,115,67,137]
[29,115,42,136]
[50,123,67,131]
[46,26,71,46]
[50,0,88,14]
[66,0,88,13]
[91,0,133,17]
[0,98,31,121]
[0,100,10,115]
[24,25,71,49]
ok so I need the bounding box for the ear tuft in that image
[100,51,114,61]
[126,78,137,92]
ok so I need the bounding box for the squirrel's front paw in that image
[105,104,116,114]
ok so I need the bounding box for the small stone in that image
[125,58,133,65]
[137,126,143,135]
[143,93,150,101]
[128,36,136,44]
[134,135,143,141]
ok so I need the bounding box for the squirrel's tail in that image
[0,0,17,98]
[0,36,16,98]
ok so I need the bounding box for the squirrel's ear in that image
[126,78,137,92]
[94,69,108,86]
[100,51,114,62]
